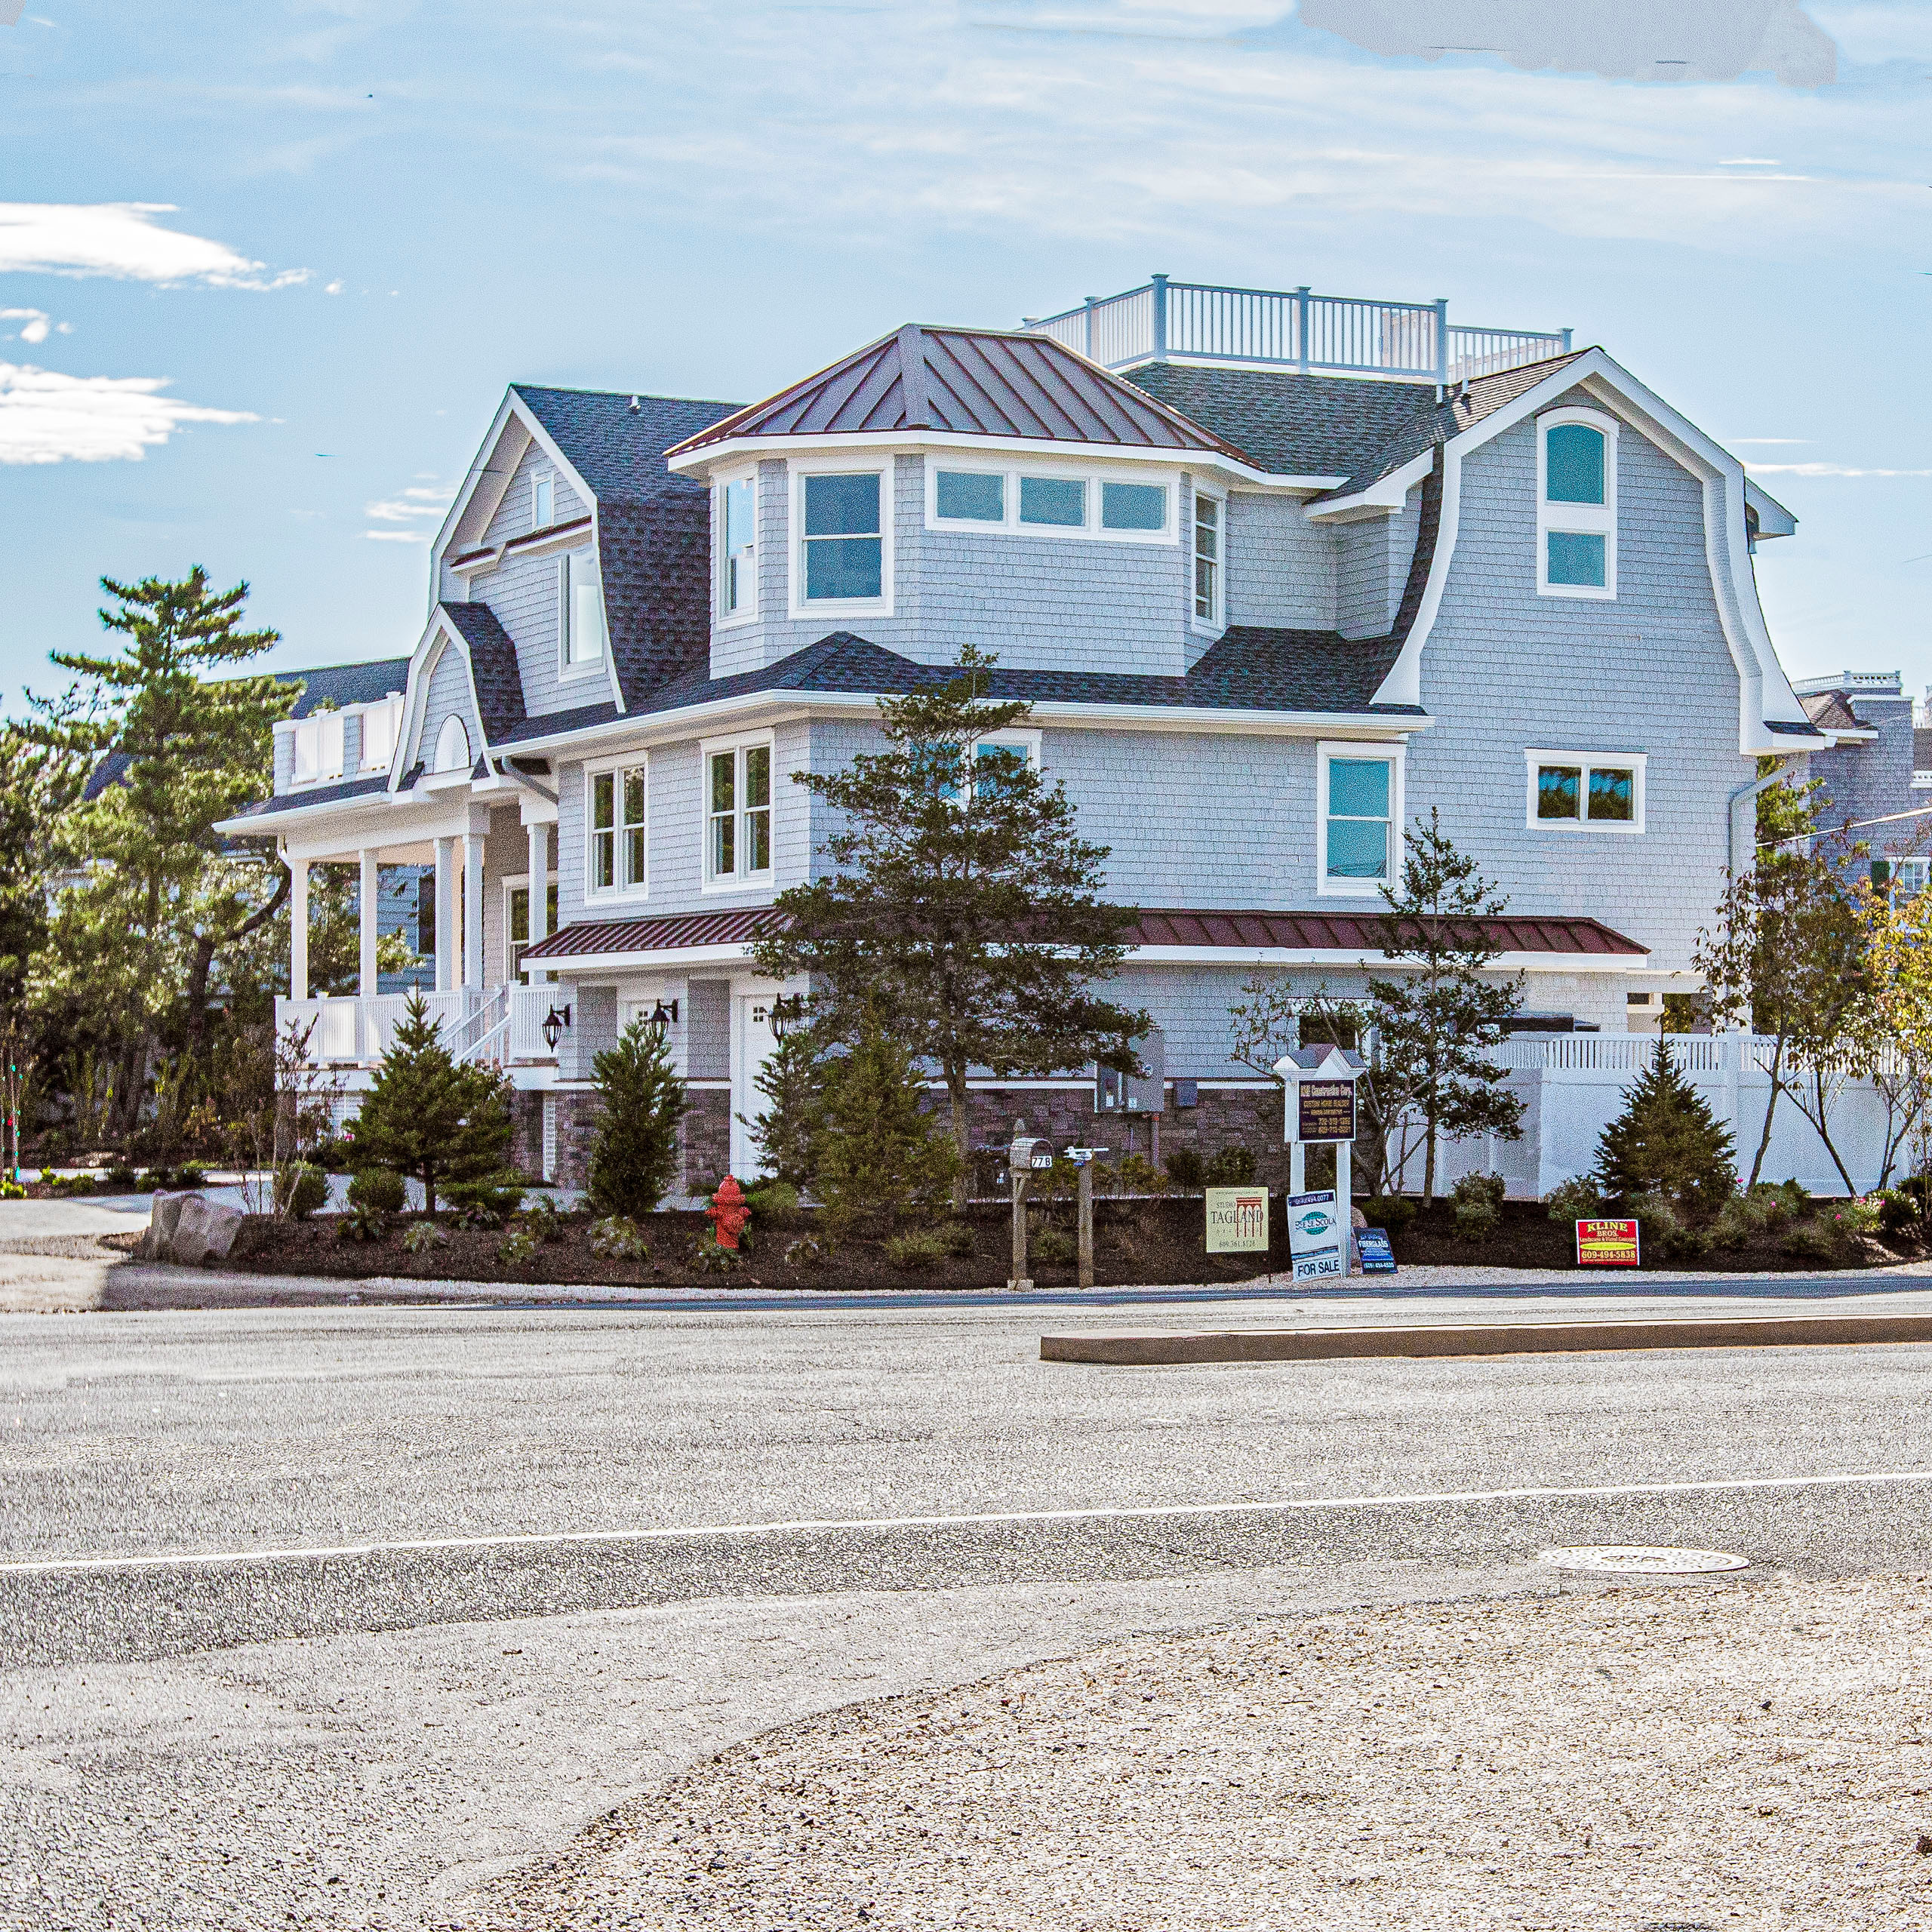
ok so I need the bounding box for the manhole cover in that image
[1535,1544,1751,1576]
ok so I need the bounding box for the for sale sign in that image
[1205,1186,1270,1254]
[1576,1217,1641,1267]
[1287,1189,1345,1281]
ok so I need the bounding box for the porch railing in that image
[1023,277,1571,389]
[278,985,561,1067]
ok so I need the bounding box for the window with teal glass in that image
[1019,475,1085,527]
[1544,424,1605,505]
[1546,531,1607,588]
[936,471,1004,522]
[802,472,882,601]
[1324,755,1392,884]
[1101,481,1167,531]
[1537,764,1581,820]
[1528,753,1642,832]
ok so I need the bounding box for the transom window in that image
[589,761,648,894]
[925,460,1174,543]
[1526,750,1644,834]
[1318,743,1401,897]
[801,471,883,602]
[1194,491,1223,625]
[720,475,756,619]
[706,739,774,884]
[1537,409,1617,599]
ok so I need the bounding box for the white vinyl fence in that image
[1386,1034,1912,1201]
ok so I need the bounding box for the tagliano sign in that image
[1576,1217,1641,1267]
[1296,1079,1357,1146]
[1205,1186,1270,1254]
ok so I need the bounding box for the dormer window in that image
[1537,409,1617,599]
[719,474,756,622]
[1193,490,1223,626]
[798,470,884,605]
[532,472,555,531]
[561,549,606,672]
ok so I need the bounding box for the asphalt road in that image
[5,1298,1932,1928]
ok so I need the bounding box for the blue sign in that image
[1357,1228,1398,1275]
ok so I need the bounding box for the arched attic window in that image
[1537,410,1617,601]
[435,714,472,774]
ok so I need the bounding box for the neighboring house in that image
[86,659,435,995]
[215,275,1832,1188]
[1793,670,1932,892]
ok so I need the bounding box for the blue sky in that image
[2,1,1928,709]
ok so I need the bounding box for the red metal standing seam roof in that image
[521,906,1643,963]
[666,325,1252,460]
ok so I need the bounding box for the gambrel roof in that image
[667,325,1247,458]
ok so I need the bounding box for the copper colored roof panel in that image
[520,907,783,962]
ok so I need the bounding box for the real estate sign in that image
[1287,1189,1345,1281]
[1295,1079,1357,1146]
[1576,1217,1641,1267]
[1205,1186,1269,1254]
[1356,1228,1397,1275]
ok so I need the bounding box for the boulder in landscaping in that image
[137,1191,193,1261]
[168,1195,245,1266]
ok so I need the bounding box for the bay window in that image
[720,474,756,620]
[799,471,883,604]
[1194,490,1223,625]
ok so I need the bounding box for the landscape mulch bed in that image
[218,1195,1911,1292]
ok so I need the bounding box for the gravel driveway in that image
[448,1573,1932,1931]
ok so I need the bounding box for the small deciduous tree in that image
[350,992,512,1216]
[587,1017,688,1217]
[749,645,1147,1205]
[1369,811,1525,1204]
[1594,1041,1737,1217]
[811,1010,958,1242]
[1846,880,1932,1190]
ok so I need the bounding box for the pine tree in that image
[587,1017,687,1217]
[812,1011,958,1241]
[746,1025,827,1191]
[1594,1041,1737,1218]
[1369,810,1526,1204]
[350,992,512,1215]
[750,644,1147,1205]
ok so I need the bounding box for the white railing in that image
[277,986,560,1068]
[1024,277,1571,387]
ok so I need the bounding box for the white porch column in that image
[288,855,309,1002]
[358,850,380,998]
[526,820,549,983]
[463,833,485,992]
[433,837,455,992]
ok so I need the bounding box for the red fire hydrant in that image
[707,1175,752,1251]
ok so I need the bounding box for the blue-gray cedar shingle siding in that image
[1223,492,1337,634]
[1805,696,1916,857]
[414,638,485,773]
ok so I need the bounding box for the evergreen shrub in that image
[1201,1145,1257,1187]
[1032,1225,1078,1266]
[1545,1175,1604,1223]
[347,1168,407,1216]
[1361,1194,1417,1235]
[1594,1044,1736,1219]
[812,1012,957,1240]
[1162,1149,1204,1192]
[884,1229,948,1270]
[587,1019,687,1219]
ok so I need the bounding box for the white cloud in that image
[0,306,69,344]
[0,203,308,288]
[1746,460,1932,476]
[364,481,454,543]
[0,361,257,464]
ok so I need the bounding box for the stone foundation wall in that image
[549,1089,606,1192]
[509,1091,545,1180]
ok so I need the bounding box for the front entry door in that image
[731,994,781,1180]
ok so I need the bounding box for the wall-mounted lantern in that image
[645,997,680,1041]
[540,1003,573,1053]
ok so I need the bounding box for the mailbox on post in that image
[1006,1127,1054,1291]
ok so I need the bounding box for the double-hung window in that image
[561,550,607,671]
[1527,750,1644,833]
[925,730,1041,808]
[506,879,561,983]
[798,471,884,605]
[589,760,648,895]
[1537,409,1617,598]
[1194,490,1223,625]
[705,737,774,885]
[719,475,756,620]
[1318,743,1402,896]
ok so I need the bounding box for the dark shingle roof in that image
[439,604,526,743]
[1124,350,1589,496]
[515,628,1423,732]
[84,657,410,801]
[223,773,394,825]
[670,327,1244,457]
[510,388,740,506]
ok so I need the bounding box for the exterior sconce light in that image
[769,994,806,1039]
[540,1003,572,1052]
[646,997,680,1040]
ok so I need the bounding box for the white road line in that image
[5,1469,1932,1578]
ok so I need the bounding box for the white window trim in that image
[700,730,778,893]
[922,455,1179,546]
[531,468,555,534]
[558,547,608,683]
[503,873,561,983]
[941,728,1042,806]
[1190,478,1226,636]
[1537,406,1619,601]
[1315,740,1405,900]
[789,460,894,620]
[583,754,651,902]
[1524,749,1647,835]
[715,468,759,629]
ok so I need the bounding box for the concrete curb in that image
[1040,1312,1932,1364]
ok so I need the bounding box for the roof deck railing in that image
[1022,277,1572,389]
